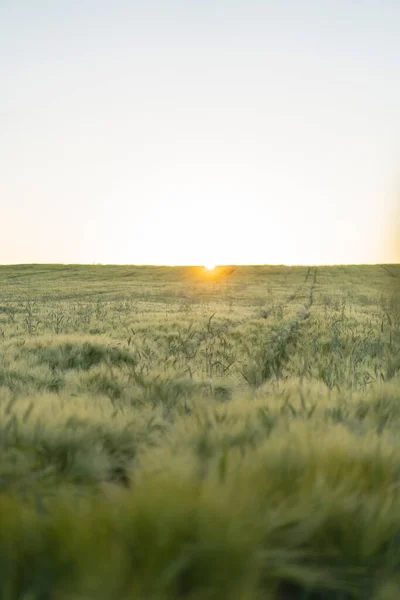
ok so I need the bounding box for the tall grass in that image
[0,264,398,598]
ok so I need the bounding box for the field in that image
[0,263,399,599]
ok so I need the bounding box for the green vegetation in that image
[0,263,399,599]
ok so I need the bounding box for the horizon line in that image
[0,262,399,268]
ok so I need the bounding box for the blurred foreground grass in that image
[0,263,399,599]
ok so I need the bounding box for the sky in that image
[1,0,399,266]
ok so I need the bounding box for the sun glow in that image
[204,264,216,271]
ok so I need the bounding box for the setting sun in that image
[204,264,216,271]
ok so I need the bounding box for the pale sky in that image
[1,0,399,265]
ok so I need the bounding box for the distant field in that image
[0,263,399,599]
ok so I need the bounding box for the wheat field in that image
[0,263,399,599]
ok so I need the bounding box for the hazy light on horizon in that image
[1,0,399,266]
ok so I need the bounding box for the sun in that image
[204,263,216,271]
